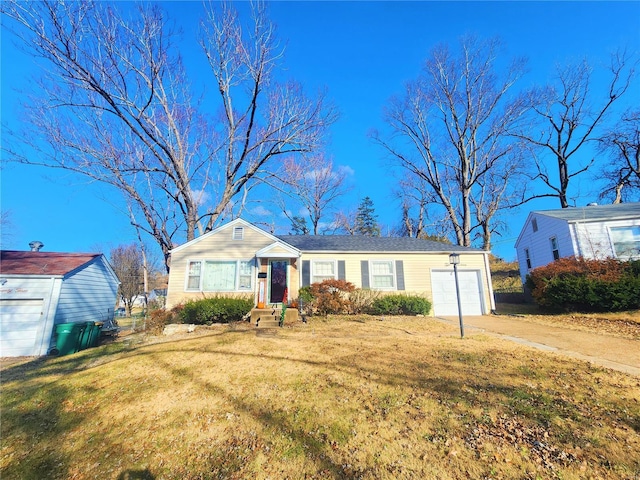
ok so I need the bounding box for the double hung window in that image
[550,237,560,260]
[524,248,532,269]
[370,260,395,289]
[312,260,337,283]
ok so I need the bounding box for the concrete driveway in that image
[436,314,640,376]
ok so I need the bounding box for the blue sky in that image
[2,1,639,262]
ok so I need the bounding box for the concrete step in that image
[255,316,281,328]
[251,308,298,326]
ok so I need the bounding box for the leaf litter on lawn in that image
[1,315,639,479]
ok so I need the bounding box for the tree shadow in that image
[117,468,155,480]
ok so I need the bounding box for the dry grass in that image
[2,317,639,479]
[490,259,522,293]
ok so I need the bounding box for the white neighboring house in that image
[0,248,120,357]
[118,289,167,310]
[515,203,640,284]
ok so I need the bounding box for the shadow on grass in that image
[1,383,79,479]
[117,469,155,479]
[2,322,636,477]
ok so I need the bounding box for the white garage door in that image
[431,270,483,316]
[0,299,45,357]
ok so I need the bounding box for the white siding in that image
[517,213,640,284]
[516,214,573,283]
[55,259,119,326]
[573,219,640,259]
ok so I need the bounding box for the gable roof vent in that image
[29,241,44,252]
[233,226,244,240]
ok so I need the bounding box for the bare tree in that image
[110,243,144,317]
[0,210,14,248]
[372,36,529,249]
[515,52,636,208]
[596,108,640,203]
[393,176,452,240]
[332,209,358,235]
[2,1,336,271]
[275,155,350,234]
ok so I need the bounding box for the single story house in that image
[0,249,120,357]
[515,202,640,283]
[166,218,495,317]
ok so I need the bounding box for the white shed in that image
[0,249,119,357]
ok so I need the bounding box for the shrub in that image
[370,294,432,316]
[179,296,253,325]
[298,286,315,304]
[145,305,183,335]
[348,288,382,314]
[305,279,356,316]
[526,257,640,312]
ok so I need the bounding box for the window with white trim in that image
[238,260,252,289]
[610,226,640,259]
[187,261,202,290]
[311,260,337,283]
[550,237,559,260]
[186,260,253,292]
[524,248,532,269]
[370,260,395,289]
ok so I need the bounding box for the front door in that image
[269,260,288,304]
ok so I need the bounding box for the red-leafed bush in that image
[305,279,356,316]
[526,257,640,312]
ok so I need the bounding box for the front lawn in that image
[1,317,638,479]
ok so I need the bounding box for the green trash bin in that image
[55,323,84,356]
[90,322,103,347]
[78,322,95,350]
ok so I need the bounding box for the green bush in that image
[298,286,315,305]
[179,296,253,325]
[370,294,432,316]
[526,258,640,312]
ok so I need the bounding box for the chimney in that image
[29,241,44,252]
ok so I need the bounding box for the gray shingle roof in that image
[535,203,640,222]
[275,235,483,253]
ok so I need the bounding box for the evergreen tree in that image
[355,197,380,236]
[290,216,310,235]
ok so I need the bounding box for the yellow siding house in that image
[166,218,495,317]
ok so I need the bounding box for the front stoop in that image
[251,308,299,328]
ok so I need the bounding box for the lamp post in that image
[449,253,464,338]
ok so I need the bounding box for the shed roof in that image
[534,203,640,223]
[0,251,102,276]
[276,235,482,253]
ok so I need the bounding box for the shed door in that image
[0,299,45,357]
[431,270,483,316]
